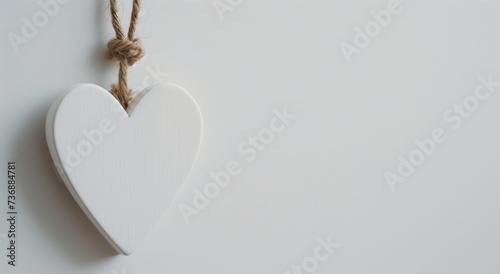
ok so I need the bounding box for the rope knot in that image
[107,37,144,66]
[108,0,143,109]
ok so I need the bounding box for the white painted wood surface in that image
[45,83,203,255]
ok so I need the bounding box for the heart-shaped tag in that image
[45,83,202,255]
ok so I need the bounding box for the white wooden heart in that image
[45,83,202,255]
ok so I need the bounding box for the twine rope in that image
[107,0,144,109]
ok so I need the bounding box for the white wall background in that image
[2,0,500,273]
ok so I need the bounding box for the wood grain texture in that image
[45,83,203,255]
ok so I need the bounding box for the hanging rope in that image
[107,0,145,109]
